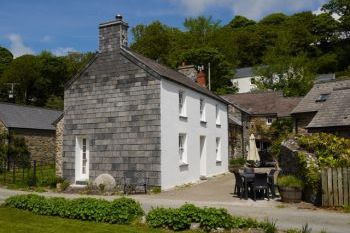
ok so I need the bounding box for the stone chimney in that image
[177,62,197,82]
[99,14,129,53]
[196,70,206,88]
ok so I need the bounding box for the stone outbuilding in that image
[60,15,229,190]
[0,102,62,161]
[291,79,350,137]
[221,91,301,162]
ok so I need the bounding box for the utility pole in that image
[208,62,211,91]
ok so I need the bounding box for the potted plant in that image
[277,175,304,203]
[228,157,246,173]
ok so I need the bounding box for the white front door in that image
[199,136,206,177]
[75,137,89,182]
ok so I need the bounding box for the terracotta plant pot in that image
[279,186,302,203]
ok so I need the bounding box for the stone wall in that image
[12,128,56,161]
[63,50,161,187]
[55,117,64,177]
[228,124,243,157]
[294,112,316,134]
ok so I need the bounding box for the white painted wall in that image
[231,77,257,93]
[160,79,228,190]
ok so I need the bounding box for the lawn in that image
[0,207,175,233]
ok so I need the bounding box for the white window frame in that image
[266,117,273,125]
[179,133,187,165]
[216,137,221,162]
[179,91,186,117]
[216,104,221,125]
[75,137,89,182]
[200,98,206,122]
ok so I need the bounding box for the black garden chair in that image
[233,171,246,199]
[123,171,148,195]
[251,173,269,201]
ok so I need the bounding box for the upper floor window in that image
[216,104,221,125]
[266,117,273,125]
[179,133,187,164]
[179,91,186,117]
[200,98,206,122]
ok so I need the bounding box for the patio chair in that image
[267,169,276,198]
[251,173,269,201]
[233,171,245,199]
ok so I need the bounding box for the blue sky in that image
[0,0,328,57]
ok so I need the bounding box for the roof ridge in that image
[0,102,61,113]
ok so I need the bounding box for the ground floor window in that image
[179,133,187,164]
[216,137,221,162]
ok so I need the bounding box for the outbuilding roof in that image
[233,67,254,79]
[0,102,62,131]
[221,91,301,117]
[292,79,350,114]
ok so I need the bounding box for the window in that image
[179,91,186,117]
[179,134,187,164]
[316,93,330,102]
[266,117,273,125]
[200,99,206,122]
[82,138,87,174]
[216,105,221,125]
[216,137,221,162]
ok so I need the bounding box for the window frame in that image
[215,104,221,126]
[200,98,206,122]
[266,117,273,125]
[216,137,221,162]
[179,133,187,165]
[179,91,187,118]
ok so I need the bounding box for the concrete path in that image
[0,174,349,233]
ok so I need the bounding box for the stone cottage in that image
[0,102,62,161]
[60,15,229,190]
[291,79,350,137]
[221,91,301,163]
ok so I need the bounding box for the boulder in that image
[94,174,116,192]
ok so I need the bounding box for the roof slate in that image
[221,91,301,117]
[121,47,228,104]
[292,79,350,114]
[307,87,350,128]
[234,67,254,79]
[0,103,62,131]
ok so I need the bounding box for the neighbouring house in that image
[231,67,258,93]
[0,102,62,161]
[221,91,301,163]
[59,15,229,190]
[292,79,350,137]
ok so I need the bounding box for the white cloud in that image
[313,7,340,20]
[52,47,76,56]
[172,0,327,19]
[7,33,34,58]
[41,35,52,43]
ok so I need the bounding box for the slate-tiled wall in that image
[62,51,161,186]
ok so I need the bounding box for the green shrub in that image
[229,157,246,167]
[231,216,259,229]
[178,203,203,222]
[199,207,233,232]
[146,207,175,229]
[277,175,304,189]
[5,194,143,224]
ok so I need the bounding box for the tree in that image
[179,47,236,94]
[259,13,288,26]
[227,16,256,29]
[322,0,350,37]
[0,47,13,77]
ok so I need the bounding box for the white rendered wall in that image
[231,77,257,93]
[160,79,228,190]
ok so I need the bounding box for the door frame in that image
[75,136,89,182]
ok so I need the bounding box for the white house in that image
[231,67,258,93]
[60,15,229,190]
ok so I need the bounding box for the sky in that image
[0,0,329,58]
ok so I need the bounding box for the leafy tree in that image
[45,95,64,110]
[0,46,13,77]
[259,13,288,26]
[227,16,256,29]
[179,47,236,94]
[322,0,350,37]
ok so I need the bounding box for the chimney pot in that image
[116,14,123,20]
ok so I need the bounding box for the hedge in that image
[5,194,143,224]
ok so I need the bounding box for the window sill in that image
[216,123,221,127]
[179,162,189,167]
[200,120,207,126]
[216,160,222,166]
[179,115,188,120]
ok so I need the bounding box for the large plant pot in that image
[279,186,302,203]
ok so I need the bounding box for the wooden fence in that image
[321,167,350,207]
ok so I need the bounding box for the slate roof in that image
[0,102,62,131]
[121,47,228,104]
[307,87,350,128]
[292,79,350,114]
[221,91,301,117]
[315,73,335,83]
[234,67,254,79]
